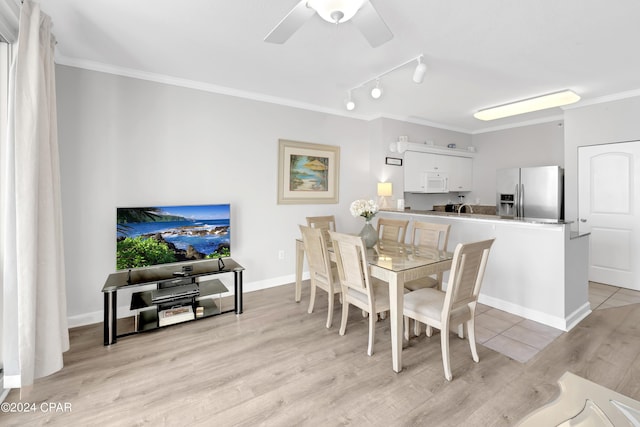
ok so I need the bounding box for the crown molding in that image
[54,54,374,121]
[54,54,640,137]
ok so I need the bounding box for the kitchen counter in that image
[378,209,591,331]
[384,208,574,226]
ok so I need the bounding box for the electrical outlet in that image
[278,250,285,260]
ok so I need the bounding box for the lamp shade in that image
[377,182,393,197]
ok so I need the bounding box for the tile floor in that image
[475,282,640,363]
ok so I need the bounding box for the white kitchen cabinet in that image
[404,151,442,192]
[404,150,473,193]
[448,155,473,191]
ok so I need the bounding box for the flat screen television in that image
[116,204,230,270]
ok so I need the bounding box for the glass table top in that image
[369,241,453,272]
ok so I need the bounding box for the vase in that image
[359,220,378,249]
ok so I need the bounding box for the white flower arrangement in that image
[350,199,378,221]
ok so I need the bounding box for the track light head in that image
[344,54,425,107]
[344,91,355,110]
[371,79,382,99]
[413,56,427,83]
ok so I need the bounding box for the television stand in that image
[101,258,244,345]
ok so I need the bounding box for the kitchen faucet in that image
[458,203,474,214]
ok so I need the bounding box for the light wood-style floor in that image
[3,281,640,426]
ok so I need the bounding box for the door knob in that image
[580,218,587,222]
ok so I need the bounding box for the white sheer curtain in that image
[0,0,20,44]
[2,0,69,388]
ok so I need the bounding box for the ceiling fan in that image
[264,0,393,48]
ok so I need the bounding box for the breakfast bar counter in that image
[378,209,591,331]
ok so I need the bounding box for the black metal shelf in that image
[131,279,229,332]
[102,258,244,345]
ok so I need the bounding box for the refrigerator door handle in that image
[515,184,520,217]
[520,184,525,218]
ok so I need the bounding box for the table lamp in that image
[377,182,393,209]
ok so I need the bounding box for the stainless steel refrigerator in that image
[496,165,564,220]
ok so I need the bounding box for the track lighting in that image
[474,89,581,121]
[371,79,382,99]
[344,91,355,111]
[343,54,426,110]
[413,56,427,84]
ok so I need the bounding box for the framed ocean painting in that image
[277,139,340,204]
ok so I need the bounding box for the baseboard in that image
[564,301,592,331]
[67,311,103,328]
[478,294,580,331]
[66,273,310,328]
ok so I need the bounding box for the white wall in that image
[56,65,476,326]
[564,96,640,222]
[56,64,581,326]
[57,65,382,325]
[470,120,565,205]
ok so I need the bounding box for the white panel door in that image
[578,141,640,290]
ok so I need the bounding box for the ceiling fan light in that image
[474,89,581,121]
[308,0,367,24]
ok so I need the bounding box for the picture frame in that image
[278,139,340,204]
[386,157,403,166]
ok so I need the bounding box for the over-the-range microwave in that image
[422,171,449,193]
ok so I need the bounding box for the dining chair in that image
[404,221,452,335]
[299,225,341,328]
[328,230,390,356]
[376,217,409,243]
[404,221,451,291]
[403,238,495,381]
[306,215,336,239]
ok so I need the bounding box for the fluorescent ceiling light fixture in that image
[474,89,581,121]
[371,80,382,99]
[307,0,366,24]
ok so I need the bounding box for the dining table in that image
[295,237,453,373]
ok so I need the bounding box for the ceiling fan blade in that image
[351,1,393,47]
[264,0,316,44]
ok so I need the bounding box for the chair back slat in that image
[412,221,451,251]
[299,225,332,287]
[306,215,336,243]
[329,231,369,293]
[377,218,409,243]
[444,239,495,315]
